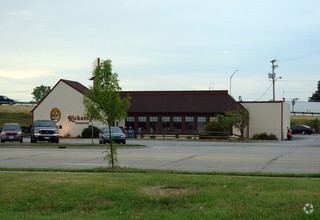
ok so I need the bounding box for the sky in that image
[0,0,319,102]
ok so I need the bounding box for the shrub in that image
[64,132,71,138]
[252,132,278,140]
[81,125,100,138]
[204,120,224,132]
[267,133,278,140]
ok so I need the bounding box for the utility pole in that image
[269,60,278,101]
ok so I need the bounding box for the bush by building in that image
[252,132,278,140]
[81,125,100,138]
[204,120,224,132]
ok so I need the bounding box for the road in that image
[0,134,319,173]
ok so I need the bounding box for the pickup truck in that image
[30,120,62,143]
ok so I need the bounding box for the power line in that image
[255,82,273,101]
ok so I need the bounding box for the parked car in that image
[0,123,23,143]
[290,125,315,135]
[0,95,15,105]
[30,120,62,143]
[99,126,126,144]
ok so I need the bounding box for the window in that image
[197,116,207,132]
[126,116,135,131]
[173,116,182,133]
[138,116,147,133]
[161,116,171,133]
[210,116,218,121]
[185,116,194,133]
[149,116,158,133]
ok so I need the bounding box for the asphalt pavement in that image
[0,134,319,173]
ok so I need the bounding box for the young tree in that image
[83,59,131,168]
[225,107,249,139]
[309,80,320,102]
[31,85,51,103]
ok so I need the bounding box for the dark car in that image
[291,125,315,135]
[0,123,23,143]
[99,126,126,144]
[0,96,15,105]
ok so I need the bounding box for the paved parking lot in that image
[1,134,319,173]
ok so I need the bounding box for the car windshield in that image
[35,121,57,127]
[103,127,122,134]
[3,125,21,131]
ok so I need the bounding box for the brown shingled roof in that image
[120,90,242,114]
[61,79,90,95]
[32,79,242,115]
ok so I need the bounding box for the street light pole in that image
[229,69,239,96]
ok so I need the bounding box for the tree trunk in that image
[108,124,114,168]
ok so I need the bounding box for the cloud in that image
[0,70,58,80]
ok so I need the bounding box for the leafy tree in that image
[225,107,249,139]
[309,80,320,102]
[31,85,51,103]
[83,59,131,168]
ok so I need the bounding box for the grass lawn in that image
[0,171,319,219]
[0,105,33,129]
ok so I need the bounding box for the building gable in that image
[31,79,90,113]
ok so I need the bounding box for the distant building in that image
[286,101,320,113]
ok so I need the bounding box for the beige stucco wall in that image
[240,102,290,140]
[33,81,126,137]
[282,102,291,138]
[32,81,101,137]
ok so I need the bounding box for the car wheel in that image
[56,139,59,143]
[99,140,102,144]
[20,138,23,143]
[1,139,4,143]
[122,140,126,144]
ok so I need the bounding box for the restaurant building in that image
[121,90,243,135]
[32,79,290,140]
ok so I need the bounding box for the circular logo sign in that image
[50,108,61,122]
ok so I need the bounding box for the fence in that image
[291,112,320,116]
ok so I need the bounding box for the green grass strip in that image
[0,170,319,219]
